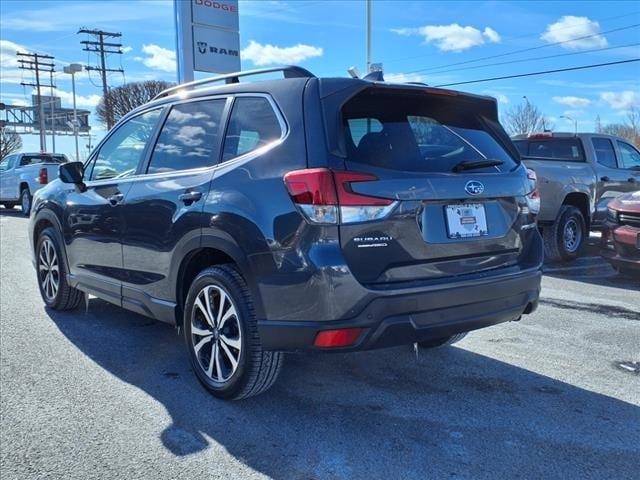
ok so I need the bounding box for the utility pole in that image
[17,51,55,152]
[78,28,123,129]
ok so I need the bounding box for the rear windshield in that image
[513,138,585,162]
[341,91,518,173]
[20,154,67,166]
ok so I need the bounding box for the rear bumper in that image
[258,267,541,352]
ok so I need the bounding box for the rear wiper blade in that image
[453,159,504,172]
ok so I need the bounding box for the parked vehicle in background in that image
[601,191,640,276]
[29,66,542,400]
[512,132,640,262]
[0,152,68,215]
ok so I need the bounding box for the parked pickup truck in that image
[0,152,68,216]
[512,132,640,261]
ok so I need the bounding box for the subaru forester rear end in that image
[259,79,542,352]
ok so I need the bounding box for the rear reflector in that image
[284,168,396,224]
[314,328,364,348]
[38,167,48,185]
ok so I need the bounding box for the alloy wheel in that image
[563,218,582,253]
[190,284,242,383]
[39,238,59,302]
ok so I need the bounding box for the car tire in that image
[20,188,32,216]
[36,227,84,310]
[418,332,468,349]
[542,205,586,262]
[183,264,283,400]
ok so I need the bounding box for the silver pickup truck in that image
[512,132,640,261]
[0,152,68,216]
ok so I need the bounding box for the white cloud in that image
[139,44,176,72]
[241,40,322,66]
[483,27,501,44]
[541,16,607,50]
[600,91,640,110]
[481,90,509,104]
[552,96,592,108]
[385,72,425,84]
[56,89,102,108]
[392,23,501,52]
[122,46,133,54]
[0,39,30,84]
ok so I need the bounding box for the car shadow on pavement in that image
[46,301,639,479]
[0,207,27,218]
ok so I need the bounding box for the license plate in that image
[445,203,488,239]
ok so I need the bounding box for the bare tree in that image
[502,99,552,136]
[600,107,640,147]
[0,130,22,159]
[96,80,175,127]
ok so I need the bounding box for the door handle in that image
[108,193,124,206]
[178,190,202,205]
[600,176,610,182]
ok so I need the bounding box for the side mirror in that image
[59,162,87,192]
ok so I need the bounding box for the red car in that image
[601,191,640,275]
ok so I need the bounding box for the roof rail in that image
[153,66,316,100]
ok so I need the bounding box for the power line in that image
[406,23,640,75]
[434,58,640,88]
[426,42,640,75]
[385,11,640,65]
[78,28,124,129]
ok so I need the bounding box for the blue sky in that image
[1,0,639,158]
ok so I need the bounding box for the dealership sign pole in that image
[175,0,241,83]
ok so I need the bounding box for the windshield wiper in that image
[453,159,504,172]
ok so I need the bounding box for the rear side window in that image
[221,97,282,162]
[342,91,518,173]
[592,138,617,169]
[147,99,226,174]
[513,138,585,161]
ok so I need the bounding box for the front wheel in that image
[36,228,84,310]
[542,205,586,262]
[183,265,283,400]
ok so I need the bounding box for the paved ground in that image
[1,209,638,480]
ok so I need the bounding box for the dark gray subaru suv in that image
[29,67,542,399]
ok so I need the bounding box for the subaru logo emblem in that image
[465,180,484,195]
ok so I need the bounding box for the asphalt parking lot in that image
[1,209,638,480]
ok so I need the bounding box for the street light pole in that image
[64,64,83,161]
[561,115,577,136]
[366,0,371,73]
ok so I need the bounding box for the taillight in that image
[284,168,396,224]
[38,168,48,185]
[314,328,364,348]
[525,168,540,215]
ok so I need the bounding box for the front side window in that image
[147,99,226,174]
[90,109,162,181]
[591,137,617,169]
[221,97,282,162]
[617,141,640,169]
